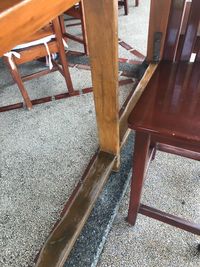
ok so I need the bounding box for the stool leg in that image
[128,132,150,226]
[135,0,139,7]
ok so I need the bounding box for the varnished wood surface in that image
[146,0,172,62]
[83,0,119,156]
[128,61,200,144]
[127,132,150,225]
[157,143,200,161]
[128,0,200,243]
[139,204,200,235]
[20,24,53,44]
[127,129,200,232]
[163,0,185,61]
[119,64,158,141]
[0,0,22,12]
[35,151,115,267]
[180,0,200,61]
[0,0,77,55]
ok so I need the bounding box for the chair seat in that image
[128,61,200,143]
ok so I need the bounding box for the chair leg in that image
[135,0,139,6]
[59,14,66,36]
[124,0,129,15]
[127,132,150,226]
[150,141,157,161]
[80,1,89,55]
[3,56,32,110]
[53,17,74,95]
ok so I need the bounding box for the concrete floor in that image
[98,152,200,267]
[0,73,133,267]
[1,1,199,267]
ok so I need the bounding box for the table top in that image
[0,0,77,56]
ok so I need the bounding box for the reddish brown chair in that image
[3,17,74,110]
[62,1,88,55]
[127,0,200,237]
[118,0,139,15]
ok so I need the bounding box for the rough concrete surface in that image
[2,1,198,267]
[0,76,133,267]
[98,152,200,267]
[0,8,137,265]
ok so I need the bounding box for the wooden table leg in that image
[34,1,120,266]
[83,0,119,159]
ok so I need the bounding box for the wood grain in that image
[14,42,58,65]
[83,0,120,156]
[119,64,158,141]
[0,0,77,56]
[35,151,116,267]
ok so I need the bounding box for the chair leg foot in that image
[127,212,137,226]
[26,105,32,110]
[23,102,32,110]
[125,216,137,226]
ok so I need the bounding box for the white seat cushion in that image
[13,35,55,50]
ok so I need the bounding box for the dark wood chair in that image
[127,0,200,237]
[62,1,88,55]
[3,17,74,110]
[118,0,139,15]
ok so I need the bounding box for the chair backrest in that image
[147,0,200,63]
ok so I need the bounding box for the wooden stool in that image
[127,0,200,238]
